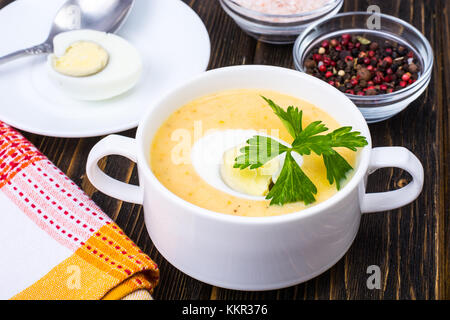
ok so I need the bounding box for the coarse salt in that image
[233,0,331,15]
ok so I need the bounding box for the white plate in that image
[0,0,210,137]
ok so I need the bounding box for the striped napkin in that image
[0,121,159,300]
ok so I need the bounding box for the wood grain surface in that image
[0,0,448,300]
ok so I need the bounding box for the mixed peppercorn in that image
[303,34,421,96]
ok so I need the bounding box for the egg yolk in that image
[52,41,109,77]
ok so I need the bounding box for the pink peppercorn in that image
[341,34,351,41]
[313,54,322,61]
[402,73,411,81]
[373,76,382,84]
[383,56,393,65]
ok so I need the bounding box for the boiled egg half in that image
[47,29,143,101]
[191,130,302,200]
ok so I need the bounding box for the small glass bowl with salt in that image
[219,0,344,44]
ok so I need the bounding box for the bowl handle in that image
[86,135,144,205]
[361,147,424,214]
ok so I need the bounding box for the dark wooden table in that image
[0,0,448,300]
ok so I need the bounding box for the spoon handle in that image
[0,43,52,65]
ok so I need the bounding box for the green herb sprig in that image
[234,97,368,206]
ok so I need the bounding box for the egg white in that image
[47,29,143,101]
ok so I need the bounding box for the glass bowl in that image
[219,0,344,44]
[293,12,434,123]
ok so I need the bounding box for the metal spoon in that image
[0,0,134,65]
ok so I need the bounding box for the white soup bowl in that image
[86,65,424,291]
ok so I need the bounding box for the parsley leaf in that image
[321,127,368,189]
[291,121,331,156]
[234,135,289,170]
[327,127,368,151]
[322,151,354,190]
[266,151,317,206]
[262,96,303,138]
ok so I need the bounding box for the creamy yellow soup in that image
[150,89,358,217]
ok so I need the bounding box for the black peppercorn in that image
[339,50,351,60]
[369,42,379,51]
